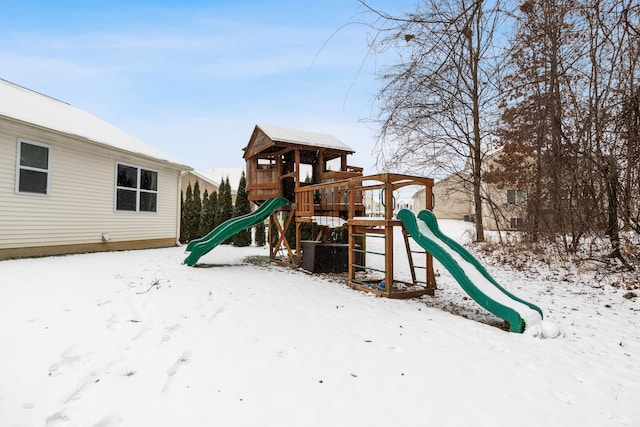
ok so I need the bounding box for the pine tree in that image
[233,172,252,246]
[255,220,266,246]
[182,183,197,242]
[213,182,224,229]
[199,189,217,237]
[210,191,218,227]
[217,177,234,244]
[207,190,218,230]
[192,180,203,238]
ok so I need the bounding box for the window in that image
[16,139,51,195]
[510,217,524,229]
[115,163,158,212]
[507,189,527,204]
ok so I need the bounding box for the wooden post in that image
[385,220,393,297]
[294,148,301,189]
[295,219,301,262]
[426,182,436,291]
[268,213,275,260]
[403,228,417,284]
[348,222,355,287]
[384,176,394,297]
[319,151,325,173]
[347,182,356,288]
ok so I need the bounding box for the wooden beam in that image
[248,183,280,190]
[295,148,301,189]
[295,220,301,261]
[403,228,418,284]
[272,209,296,264]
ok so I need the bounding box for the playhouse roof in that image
[0,79,188,168]
[243,124,355,159]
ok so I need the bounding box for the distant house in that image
[0,79,191,259]
[413,172,475,221]
[206,167,244,194]
[181,170,220,200]
[181,168,243,205]
[394,197,414,215]
[412,150,527,231]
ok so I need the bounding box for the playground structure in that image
[184,124,543,331]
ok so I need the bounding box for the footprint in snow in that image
[95,298,112,307]
[45,411,70,426]
[208,306,225,321]
[49,345,90,376]
[161,324,182,344]
[162,350,191,393]
[64,371,99,404]
[167,350,191,377]
[91,413,123,427]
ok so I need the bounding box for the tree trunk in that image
[604,157,621,255]
[470,0,485,242]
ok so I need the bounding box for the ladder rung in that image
[351,264,385,274]
[351,248,386,256]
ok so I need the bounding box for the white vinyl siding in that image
[431,174,474,220]
[0,118,182,250]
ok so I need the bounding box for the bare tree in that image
[494,0,585,250]
[362,0,507,242]
[578,0,626,260]
[492,0,639,266]
[615,2,640,236]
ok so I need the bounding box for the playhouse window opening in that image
[325,157,341,171]
[257,157,276,169]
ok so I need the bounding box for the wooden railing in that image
[295,173,434,220]
[295,180,363,217]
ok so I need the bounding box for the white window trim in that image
[114,162,159,213]
[507,189,527,205]
[15,138,52,196]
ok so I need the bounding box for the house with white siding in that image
[0,79,191,259]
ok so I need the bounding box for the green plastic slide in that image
[397,209,543,333]
[184,197,290,266]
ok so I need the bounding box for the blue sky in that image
[0,0,416,173]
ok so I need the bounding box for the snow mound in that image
[525,320,561,339]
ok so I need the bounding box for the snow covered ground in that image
[1,220,638,427]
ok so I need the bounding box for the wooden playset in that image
[185,124,544,332]
[243,124,436,298]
